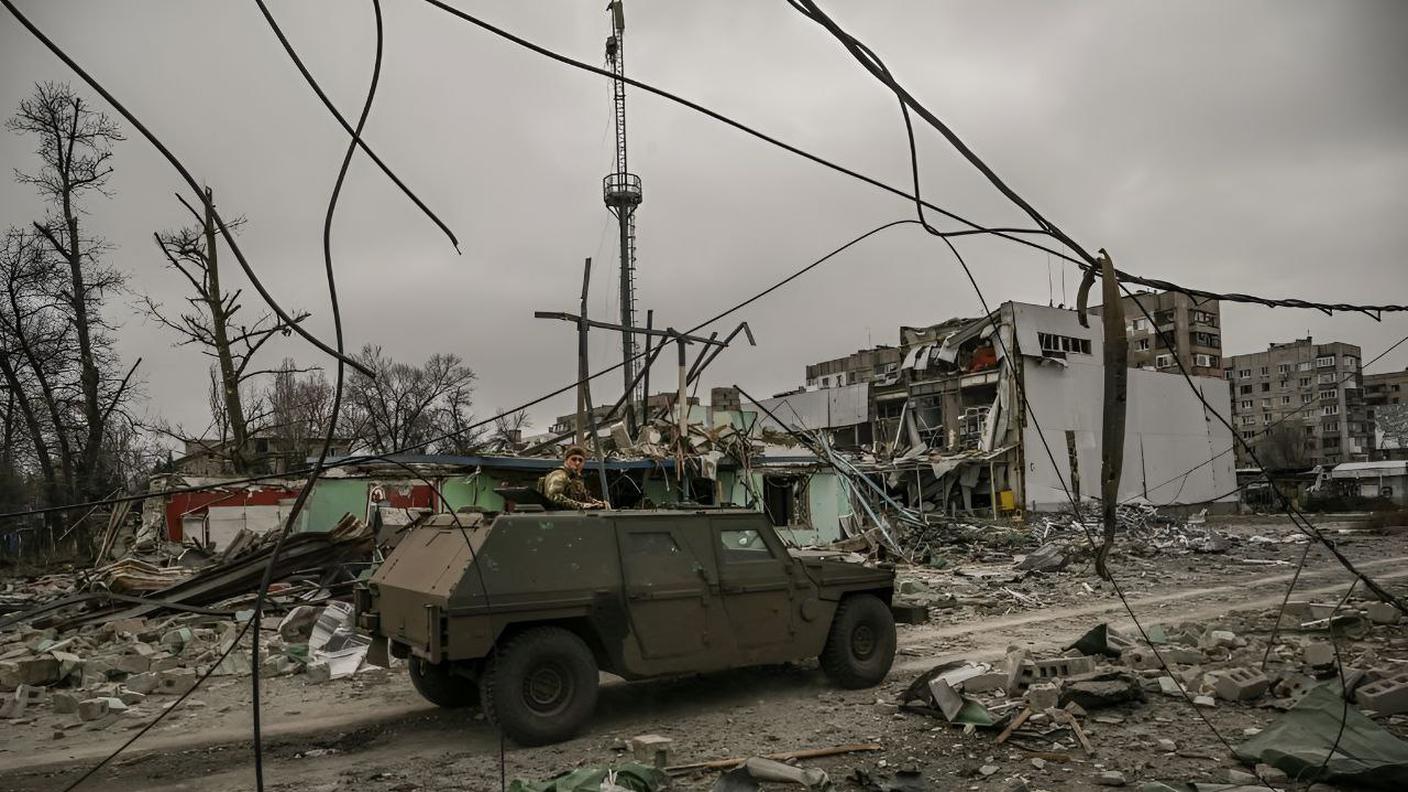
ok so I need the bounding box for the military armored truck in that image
[356,507,896,745]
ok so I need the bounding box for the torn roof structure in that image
[758,301,1238,515]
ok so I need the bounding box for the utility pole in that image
[576,258,591,446]
[603,0,644,432]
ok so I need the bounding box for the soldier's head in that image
[564,445,589,474]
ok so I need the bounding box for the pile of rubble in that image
[898,599,1408,788]
[0,515,380,731]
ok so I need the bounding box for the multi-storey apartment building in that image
[1365,368,1408,407]
[1092,289,1223,378]
[1225,338,1372,467]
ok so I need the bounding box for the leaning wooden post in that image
[1096,250,1128,580]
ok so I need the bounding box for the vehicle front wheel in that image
[479,626,599,746]
[408,656,479,708]
[820,594,896,689]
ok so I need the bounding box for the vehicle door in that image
[618,519,719,665]
[711,515,795,661]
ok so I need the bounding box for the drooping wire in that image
[251,0,459,252]
[0,0,373,377]
[246,0,388,788]
[1,219,918,526]
[418,0,1408,318]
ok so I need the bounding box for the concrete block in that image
[1276,673,1316,702]
[1121,647,1162,671]
[1214,667,1270,701]
[1157,738,1177,752]
[1365,602,1401,625]
[148,652,181,672]
[77,697,111,721]
[304,660,331,686]
[1025,682,1060,712]
[0,684,45,718]
[155,668,197,696]
[1303,642,1335,668]
[1157,676,1183,697]
[117,689,146,706]
[1355,671,1408,715]
[627,734,673,768]
[124,672,160,695]
[13,657,60,686]
[52,690,80,714]
[1193,695,1216,708]
[1026,655,1097,683]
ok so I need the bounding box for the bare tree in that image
[6,82,138,507]
[263,359,335,467]
[141,189,309,473]
[338,345,481,455]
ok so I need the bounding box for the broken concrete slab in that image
[1058,669,1144,710]
[0,684,45,719]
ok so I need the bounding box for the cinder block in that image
[1025,682,1060,711]
[77,697,110,721]
[1023,655,1097,684]
[1355,671,1408,715]
[627,734,673,768]
[1214,667,1270,701]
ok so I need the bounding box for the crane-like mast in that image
[602,0,644,424]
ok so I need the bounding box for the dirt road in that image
[3,523,1406,792]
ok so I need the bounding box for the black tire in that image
[820,594,896,688]
[408,656,479,708]
[479,626,599,746]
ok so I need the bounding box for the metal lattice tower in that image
[602,0,644,413]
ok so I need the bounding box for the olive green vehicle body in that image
[358,508,894,680]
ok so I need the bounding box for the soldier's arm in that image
[544,471,592,509]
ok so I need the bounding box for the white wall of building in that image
[1010,303,1237,511]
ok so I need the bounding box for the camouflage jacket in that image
[539,467,595,509]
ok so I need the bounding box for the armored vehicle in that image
[357,507,896,745]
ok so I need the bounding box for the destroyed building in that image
[753,302,1238,515]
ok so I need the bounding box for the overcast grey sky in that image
[3,0,1406,438]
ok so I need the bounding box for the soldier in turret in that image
[538,445,608,510]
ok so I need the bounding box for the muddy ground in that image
[2,516,1406,792]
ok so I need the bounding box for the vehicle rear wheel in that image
[820,594,896,689]
[479,626,599,746]
[408,656,479,708]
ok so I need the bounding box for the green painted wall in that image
[296,478,367,533]
[440,473,506,511]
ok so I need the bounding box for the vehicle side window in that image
[628,531,682,558]
[718,528,774,562]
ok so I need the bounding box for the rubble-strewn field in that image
[2,516,1406,792]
